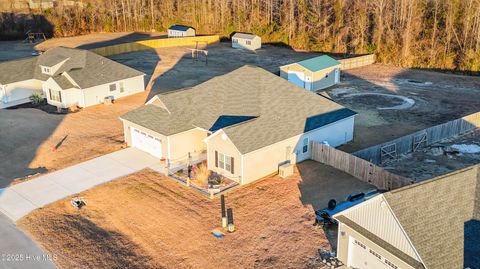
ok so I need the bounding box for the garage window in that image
[302,138,309,153]
[246,40,251,45]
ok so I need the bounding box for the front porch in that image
[152,150,239,197]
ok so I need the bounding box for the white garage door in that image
[131,128,162,158]
[347,237,391,269]
[288,71,305,88]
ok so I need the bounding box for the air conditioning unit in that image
[279,163,294,178]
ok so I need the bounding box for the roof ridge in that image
[388,164,479,194]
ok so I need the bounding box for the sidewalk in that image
[0,148,161,221]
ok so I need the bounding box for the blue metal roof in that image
[168,25,192,32]
[297,55,341,72]
[304,108,357,132]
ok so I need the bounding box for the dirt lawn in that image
[17,162,365,269]
[383,129,480,182]
[331,65,480,152]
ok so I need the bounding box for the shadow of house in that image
[0,108,63,188]
[77,32,167,50]
[0,12,54,41]
[48,214,154,268]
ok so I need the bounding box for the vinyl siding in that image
[337,222,418,269]
[341,195,421,260]
[232,36,261,50]
[280,63,340,91]
[82,75,144,107]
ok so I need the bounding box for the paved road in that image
[0,148,162,221]
[0,213,57,269]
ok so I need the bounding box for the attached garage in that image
[131,128,163,158]
[348,237,390,269]
[280,55,341,91]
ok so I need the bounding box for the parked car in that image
[31,50,43,56]
[315,189,381,225]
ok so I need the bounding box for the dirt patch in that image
[383,129,480,181]
[340,93,415,110]
[334,64,480,152]
[18,165,333,269]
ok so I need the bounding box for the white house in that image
[167,25,196,38]
[231,33,261,51]
[280,55,341,91]
[120,66,356,185]
[0,47,145,109]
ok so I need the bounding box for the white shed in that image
[167,25,196,38]
[232,33,261,51]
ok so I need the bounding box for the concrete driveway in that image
[0,148,161,221]
[0,213,57,269]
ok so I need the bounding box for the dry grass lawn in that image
[18,169,329,269]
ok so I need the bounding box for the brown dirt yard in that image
[332,65,480,152]
[17,161,374,269]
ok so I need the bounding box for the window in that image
[120,82,125,93]
[233,38,238,43]
[302,138,309,153]
[42,67,51,75]
[369,249,382,260]
[354,239,366,249]
[109,84,117,92]
[246,40,251,45]
[49,89,62,102]
[217,152,233,173]
[384,259,398,269]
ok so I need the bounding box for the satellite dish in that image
[328,199,337,210]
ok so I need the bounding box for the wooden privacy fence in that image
[311,142,413,190]
[339,54,375,70]
[354,111,480,165]
[90,35,220,57]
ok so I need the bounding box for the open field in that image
[18,161,374,269]
[383,129,480,182]
[332,65,480,152]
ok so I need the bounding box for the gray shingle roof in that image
[232,33,258,40]
[0,47,144,89]
[0,58,37,85]
[121,65,355,154]
[53,75,77,89]
[384,165,480,269]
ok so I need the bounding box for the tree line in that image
[1,0,480,72]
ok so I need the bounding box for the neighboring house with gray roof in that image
[333,165,480,269]
[0,46,145,109]
[232,33,261,51]
[280,55,341,91]
[120,65,356,185]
